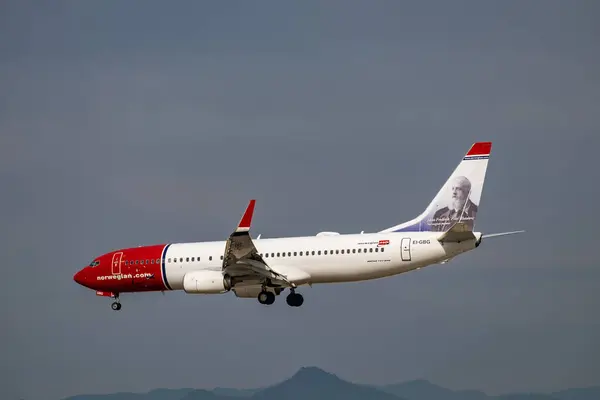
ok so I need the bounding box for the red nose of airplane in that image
[73,269,86,285]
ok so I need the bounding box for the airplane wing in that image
[221,200,297,288]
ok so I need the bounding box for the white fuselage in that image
[161,231,479,291]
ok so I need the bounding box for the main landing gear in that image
[257,290,275,305]
[111,293,122,311]
[286,290,304,307]
[257,288,304,307]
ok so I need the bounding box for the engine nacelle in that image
[183,270,232,294]
[233,286,283,298]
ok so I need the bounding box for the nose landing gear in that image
[111,293,121,311]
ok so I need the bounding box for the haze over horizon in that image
[1,1,598,400]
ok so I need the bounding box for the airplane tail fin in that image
[380,142,492,234]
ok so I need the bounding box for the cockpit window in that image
[88,260,100,267]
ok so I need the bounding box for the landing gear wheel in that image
[286,292,304,307]
[257,290,275,305]
[110,293,121,311]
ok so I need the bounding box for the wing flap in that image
[221,200,298,288]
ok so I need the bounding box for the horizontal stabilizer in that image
[482,230,525,239]
[437,222,476,243]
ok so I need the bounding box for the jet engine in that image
[183,270,232,294]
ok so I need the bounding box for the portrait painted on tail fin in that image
[428,176,478,232]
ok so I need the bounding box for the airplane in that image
[73,141,524,310]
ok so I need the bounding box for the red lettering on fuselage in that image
[74,244,167,293]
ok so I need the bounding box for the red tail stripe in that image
[466,142,492,156]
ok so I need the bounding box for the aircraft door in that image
[401,238,411,261]
[111,252,123,274]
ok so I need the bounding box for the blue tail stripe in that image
[393,222,422,232]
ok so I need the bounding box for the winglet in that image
[236,199,256,233]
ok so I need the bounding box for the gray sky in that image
[1,1,599,399]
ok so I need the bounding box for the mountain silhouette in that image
[381,378,488,400]
[62,366,600,400]
[550,387,600,400]
[251,366,401,400]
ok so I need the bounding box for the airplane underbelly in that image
[305,257,404,283]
